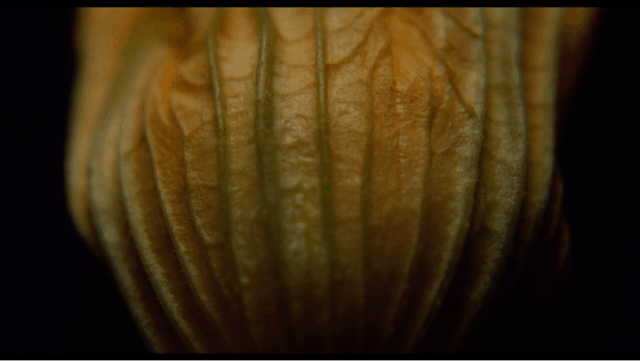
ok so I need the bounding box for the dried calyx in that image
[66,8,597,353]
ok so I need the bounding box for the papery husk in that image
[66,8,596,353]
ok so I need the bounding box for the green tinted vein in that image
[314,8,338,352]
[205,8,247,346]
[253,8,292,351]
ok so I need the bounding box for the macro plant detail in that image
[66,8,596,353]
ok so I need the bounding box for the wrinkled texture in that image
[66,8,596,353]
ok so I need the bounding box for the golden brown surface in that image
[66,8,597,353]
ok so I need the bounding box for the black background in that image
[1,8,638,354]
